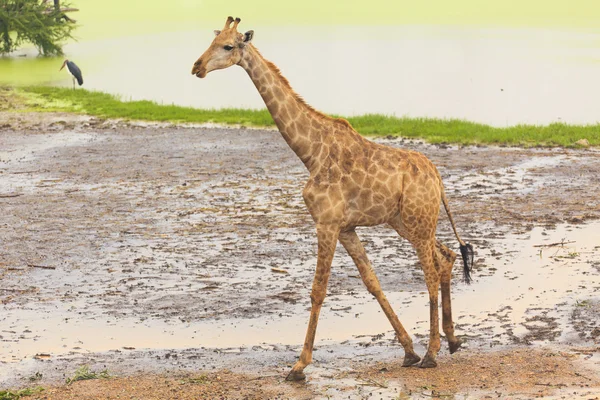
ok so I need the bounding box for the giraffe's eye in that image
[223,45,234,51]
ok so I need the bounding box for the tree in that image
[0,0,77,56]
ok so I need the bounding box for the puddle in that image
[0,131,98,165]
[1,221,598,364]
[0,131,102,195]
[455,221,600,346]
[444,153,571,197]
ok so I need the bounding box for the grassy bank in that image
[9,86,600,147]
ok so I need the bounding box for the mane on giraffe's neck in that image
[243,44,332,117]
[239,44,354,168]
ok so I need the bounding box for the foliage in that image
[65,365,111,385]
[14,86,600,147]
[0,387,44,400]
[0,0,76,56]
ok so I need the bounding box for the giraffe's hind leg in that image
[435,241,462,354]
[415,239,442,368]
[338,230,421,367]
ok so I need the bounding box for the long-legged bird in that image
[60,59,83,89]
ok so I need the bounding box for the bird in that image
[59,59,83,89]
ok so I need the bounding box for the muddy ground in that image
[0,111,599,399]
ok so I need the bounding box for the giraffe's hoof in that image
[449,338,463,354]
[285,369,306,382]
[401,352,421,367]
[419,354,437,368]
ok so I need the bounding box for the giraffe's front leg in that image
[286,224,339,381]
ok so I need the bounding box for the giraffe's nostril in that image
[192,59,203,75]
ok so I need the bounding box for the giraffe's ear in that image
[243,30,254,43]
[214,30,221,36]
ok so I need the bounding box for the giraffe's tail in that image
[440,181,474,284]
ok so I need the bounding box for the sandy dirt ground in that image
[1,111,599,399]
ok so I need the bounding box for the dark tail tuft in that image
[459,243,474,284]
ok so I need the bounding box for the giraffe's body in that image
[192,17,474,381]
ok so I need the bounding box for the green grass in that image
[11,86,600,147]
[18,86,275,127]
[65,365,111,385]
[0,387,44,400]
[346,114,600,147]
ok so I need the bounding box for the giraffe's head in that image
[191,16,254,78]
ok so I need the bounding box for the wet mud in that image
[1,112,599,398]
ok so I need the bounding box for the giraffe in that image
[191,17,474,381]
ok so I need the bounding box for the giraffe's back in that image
[301,132,442,230]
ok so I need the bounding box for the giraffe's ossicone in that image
[191,17,475,381]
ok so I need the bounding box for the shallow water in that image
[2,220,598,362]
[2,25,600,126]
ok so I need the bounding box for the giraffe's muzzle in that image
[191,59,206,78]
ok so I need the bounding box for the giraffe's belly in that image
[344,200,398,227]
[343,186,401,228]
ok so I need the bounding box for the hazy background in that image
[1,0,599,125]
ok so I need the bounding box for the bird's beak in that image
[59,61,66,71]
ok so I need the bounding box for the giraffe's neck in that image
[239,45,321,169]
